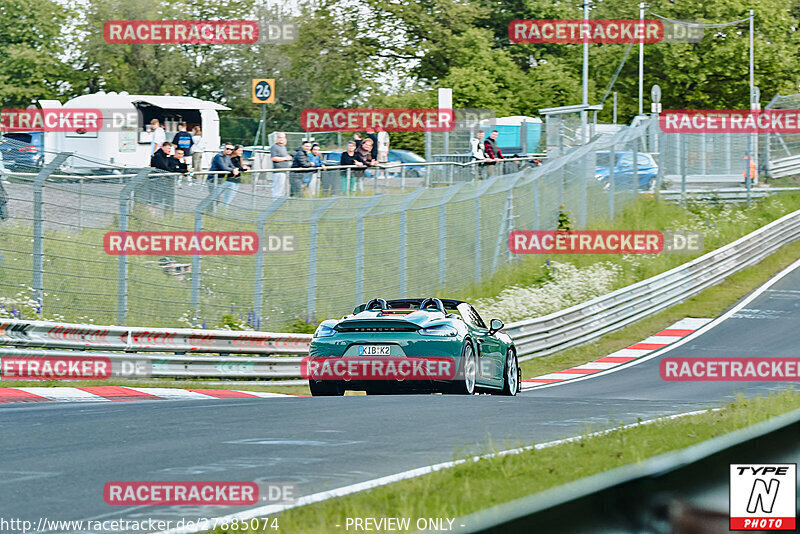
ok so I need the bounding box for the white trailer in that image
[40,92,229,171]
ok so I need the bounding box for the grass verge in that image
[208,389,800,534]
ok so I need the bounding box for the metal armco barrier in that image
[0,321,311,355]
[2,208,800,376]
[507,207,800,361]
[0,348,303,379]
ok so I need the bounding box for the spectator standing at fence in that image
[340,140,365,193]
[484,130,503,162]
[471,129,486,161]
[270,132,292,197]
[357,137,378,191]
[306,143,326,196]
[209,143,239,196]
[365,127,379,159]
[149,142,177,214]
[290,141,314,197]
[191,126,205,172]
[377,128,389,179]
[172,122,193,161]
[149,119,166,155]
[218,145,248,209]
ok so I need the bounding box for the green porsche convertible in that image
[305,297,519,396]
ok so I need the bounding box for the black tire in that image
[309,380,345,396]
[452,340,477,395]
[500,349,519,396]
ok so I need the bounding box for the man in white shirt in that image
[149,119,166,155]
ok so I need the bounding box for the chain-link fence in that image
[764,94,800,178]
[0,117,752,330]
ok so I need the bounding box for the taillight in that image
[18,146,37,153]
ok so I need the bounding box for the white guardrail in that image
[1,207,800,376]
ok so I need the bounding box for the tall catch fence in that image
[765,93,800,179]
[0,117,754,330]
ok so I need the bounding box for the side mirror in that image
[489,318,504,334]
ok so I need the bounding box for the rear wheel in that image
[501,349,519,396]
[452,341,476,395]
[309,380,345,396]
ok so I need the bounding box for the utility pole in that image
[638,2,646,116]
[581,0,590,143]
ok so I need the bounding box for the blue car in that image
[595,151,659,191]
[0,132,44,171]
[323,149,427,178]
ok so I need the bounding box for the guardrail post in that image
[253,197,288,326]
[355,195,383,306]
[307,198,337,320]
[438,183,465,288]
[398,188,426,297]
[117,168,152,324]
[191,185,226,325]
[32,153,69,314]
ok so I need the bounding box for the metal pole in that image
[638,2,645,117]
[354,196,382,306]
[191,186,225,324]
[32,153,69,313]
[117,168,151,324]
[253,197,288,325]
[307,198,337,320]
[749,10,754,107]
[78,178,83,230]
[680,133,687,206]
[581,0,589,143]
[261,103,267,148]
[398,189,425,297]
[609,143,615,220]
[613,92,618,124]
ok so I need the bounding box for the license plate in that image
[358,345,390,356]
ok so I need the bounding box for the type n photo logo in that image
[730,464,797,531]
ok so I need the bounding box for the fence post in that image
[355,195,382,306]
[78,178,84,231]
[680,133,687,206]
[438,183,465,289]
[32,153,69,313]
[191,185,226,324]
[307,198,337,320]
[579,152,587,227]
[492,176,522,273]
[609,142,615,220]
[655,131,664,203]
[253,197,288,326]
[398,188,426,297]
[632,136,639,196]
[117,168,152,324]
[473,178,498,286]
[534,176,540,229]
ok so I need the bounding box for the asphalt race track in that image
[1,262,799,533]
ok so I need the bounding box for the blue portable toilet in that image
[481,116,543,155]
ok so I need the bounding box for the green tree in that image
[0,0,79,106]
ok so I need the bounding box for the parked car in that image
[322,149,427,178]
[0,132,44,171]
[595,151,659,190]
[308,297,518,396]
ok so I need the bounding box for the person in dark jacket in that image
[340,140,365,193]
[208,144,239,191]
[149,142,177,212]
[220,145,249,208]
[290,141,314,197]
[484,130,504,163]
